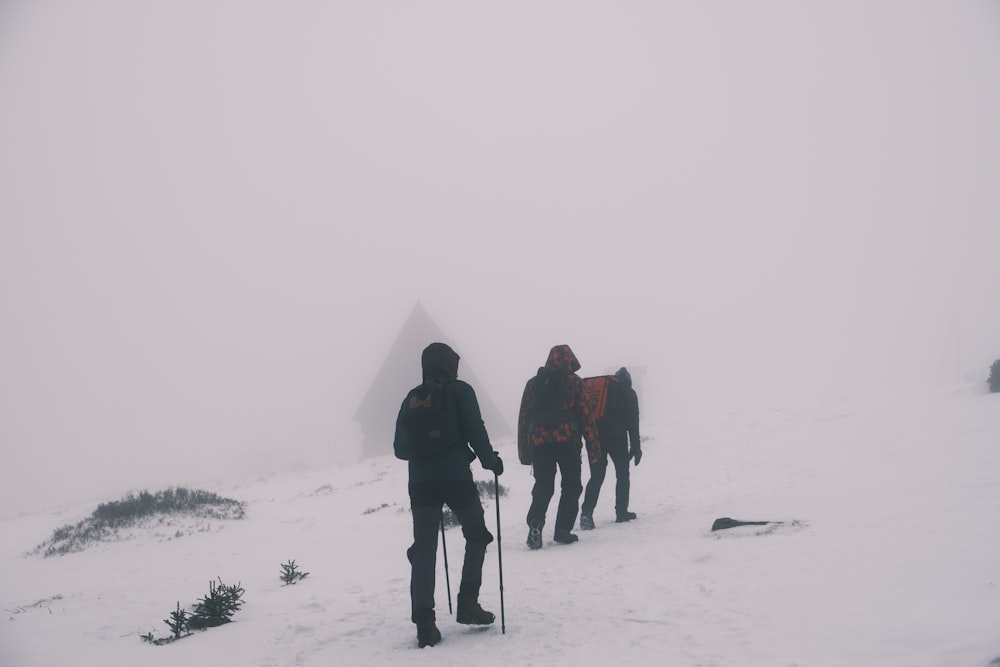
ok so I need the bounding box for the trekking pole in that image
[440,516,452,615]
[495,472,505,634]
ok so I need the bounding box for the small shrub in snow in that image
[188,578,245,629]
[477,479,508,499]
[280,559,309,585]
[164,602,190,639]
[141,578,245,645]
[439,480,508,529]
[442,507,460,527]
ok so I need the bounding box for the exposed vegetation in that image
[363,503,392,515]
[989,358,1000,393]
[140,578,245,645]
[188,578,245,629]
[33,487,246,557]
[164,602,190,640]
[478,479,509,499]
[280,559,309,585]
[441,479,508,528]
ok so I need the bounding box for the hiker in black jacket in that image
[580,367,642,529]
[393,342,504,649]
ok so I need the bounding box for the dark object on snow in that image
[711,517,781,531]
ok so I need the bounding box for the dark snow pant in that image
[526,442,583,533]
[581,442,631,517]
[407,480,493,623]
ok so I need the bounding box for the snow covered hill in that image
[2,386,999,667]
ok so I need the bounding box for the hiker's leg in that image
[527,444,557,529]
[408,482,443,621]
[608,444,632,515]
[554,444,583,533]
[581,451,608,516]
[444,481,493,602]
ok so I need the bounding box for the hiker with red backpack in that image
[517,344,601,549]
[579,367,642,529]
[394,342,504,648]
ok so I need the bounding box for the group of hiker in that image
[393,342,642,648]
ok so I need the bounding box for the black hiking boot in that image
[616,511,637,523]
[526,522,543,550]
[416,620,441,648]
[579,513,595,531]
[553,529,579,544]
[456,597,495,625]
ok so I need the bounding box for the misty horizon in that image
[2,1,999,515]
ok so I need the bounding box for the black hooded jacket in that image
[600,367,640,450]
[393,343,500,484]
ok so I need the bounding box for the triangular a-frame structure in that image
[354,302,513,459]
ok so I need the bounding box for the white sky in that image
[2,1,999,513]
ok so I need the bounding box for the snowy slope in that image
[2,386,999,667]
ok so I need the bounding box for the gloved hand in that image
[630,447,642,466]
[486,452,504,476]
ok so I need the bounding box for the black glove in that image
[630,447,642,466]
[487,452,504,476]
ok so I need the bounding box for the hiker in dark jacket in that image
[517,344,601,549]
[394,342,504,648]
[580,367,642,529]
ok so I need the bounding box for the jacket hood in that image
[543,344,581,374]
[421,342,460,382]
[615,366,632,389]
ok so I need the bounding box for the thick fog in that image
[2,1,999,516]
